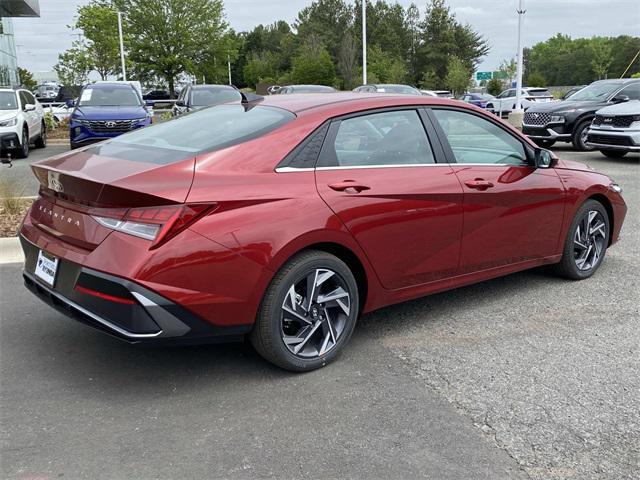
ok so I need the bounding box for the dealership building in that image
[0,0,40,86]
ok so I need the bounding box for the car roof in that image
[191,84,235,90]
[593,78,639,85]
[257,92,469,115]
[86,82,133,89]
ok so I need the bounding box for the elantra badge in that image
[47,171,64,193]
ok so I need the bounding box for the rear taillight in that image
[92,203,216,248]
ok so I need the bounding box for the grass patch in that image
[0,178,32,237]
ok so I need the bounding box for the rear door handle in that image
[464,178,494,190]
[328,181,371,193]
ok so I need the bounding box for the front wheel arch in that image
[586,194,614,246]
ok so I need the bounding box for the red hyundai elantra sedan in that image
[19,93,626,371]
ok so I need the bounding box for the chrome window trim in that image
[275,163,531,172]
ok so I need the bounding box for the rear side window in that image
[617,83,640,100]
[94,105,295,164]
[433,109,528,165]
[323,110,435,167]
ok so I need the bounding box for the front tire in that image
[554,200,609,280]
[600,149,627,159]
[572,120,594,151]
[15,126,29,158]
[35,122,47,148]
[250,250,360,372]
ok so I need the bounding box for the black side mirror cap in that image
[611,95,630,104]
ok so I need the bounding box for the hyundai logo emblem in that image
[105,121,117,128]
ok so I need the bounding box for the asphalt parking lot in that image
[1,144,638,479]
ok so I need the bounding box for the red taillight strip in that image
[74,285,136,305]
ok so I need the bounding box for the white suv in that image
[486,87,554,116]
[0,88,46,159]
[587,100,640,158]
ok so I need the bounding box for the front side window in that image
[0,91,17,110]
[326,110,435,167]
[569,82,623,101]
[617,83,640,100]
[79,87,142,107]
[433,109,528,165]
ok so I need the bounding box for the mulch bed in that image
[0,199,34,237]
[48,128,69,140]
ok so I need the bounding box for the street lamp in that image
[117,11,127,81]
[362,0,367,84]
[514,0,525,112]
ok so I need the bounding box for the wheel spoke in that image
[589,221,605,238]
[335,298,350,315]
[317,286,349,304]
[318,330,331,356]
[283,305,312,325]
[324,307,337,343]
[292,321,322,354]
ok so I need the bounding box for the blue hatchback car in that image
[69,82,152,149]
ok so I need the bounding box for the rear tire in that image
[533,139,556,148]
[250,250,359,372]
[553,200,609,280]
[35,122,47,149]
[600,149,627,159]
[572,120,594,151]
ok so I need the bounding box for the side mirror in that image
[66,99,76,108]
[611,95,629,104]
[145,99,155,107]
[534,148,556,168]
[24,103,36,112]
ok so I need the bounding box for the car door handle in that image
[464,178,494,190]
[328,181,371,193]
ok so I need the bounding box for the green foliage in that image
[243,52,279,86]
[17,67,37,90]
[75,1,121,80]
[444,56,471,95]
[54,43,93,85]
[499,58,517,83]
[419,70,438,89]
[367,45,406,84]
[527,72,547,87]
[486,77,504,96]
[526,34,640,85]
[43,112,57,131]
[112,0,228,95]
[631,72,640,78]
[290,42,336,86]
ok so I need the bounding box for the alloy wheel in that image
[573,210,607,271]
[280,268,351,358]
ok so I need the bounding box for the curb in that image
[47,139,70,145]
[0,236,23,264]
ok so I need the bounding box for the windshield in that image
[190,88,241,106]
[79,87,142,107]
[95,104,295,164]
[569,82,623,101]
[0,92,17,110]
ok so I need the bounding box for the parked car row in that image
[0,87,47,159]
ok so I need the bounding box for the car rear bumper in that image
[20,234,251,345]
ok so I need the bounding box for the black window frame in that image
[425,106,536,166]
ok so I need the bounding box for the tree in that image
[295,0,352,61]
[419,69,438,89]
[243,52,279,86]
[18,67,37,90]
[444,56,471,95]
[112,0,228,96]
[74,1,122,80]
[338,33,358,89]
[527,72,547,87]
[290,41,336,85]
[499,58,517,83]
[368,45,406,83]
[590,37,612,79]
[486,76,504,96]
[54,43,93,85]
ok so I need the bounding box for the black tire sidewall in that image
[253,251,360,371]
[534,139,556,148]
[573,120,594,151]
[560,200,609,279]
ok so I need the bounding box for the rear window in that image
[92,104,295,164]
[527,89,551,97]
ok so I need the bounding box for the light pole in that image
[362,0,367,85]
[514,0,525,112]
[117,11,127,81]
[228,54,232,85]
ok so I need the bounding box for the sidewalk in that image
[0,237,23,264]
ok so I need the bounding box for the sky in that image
[13,0,640,78]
